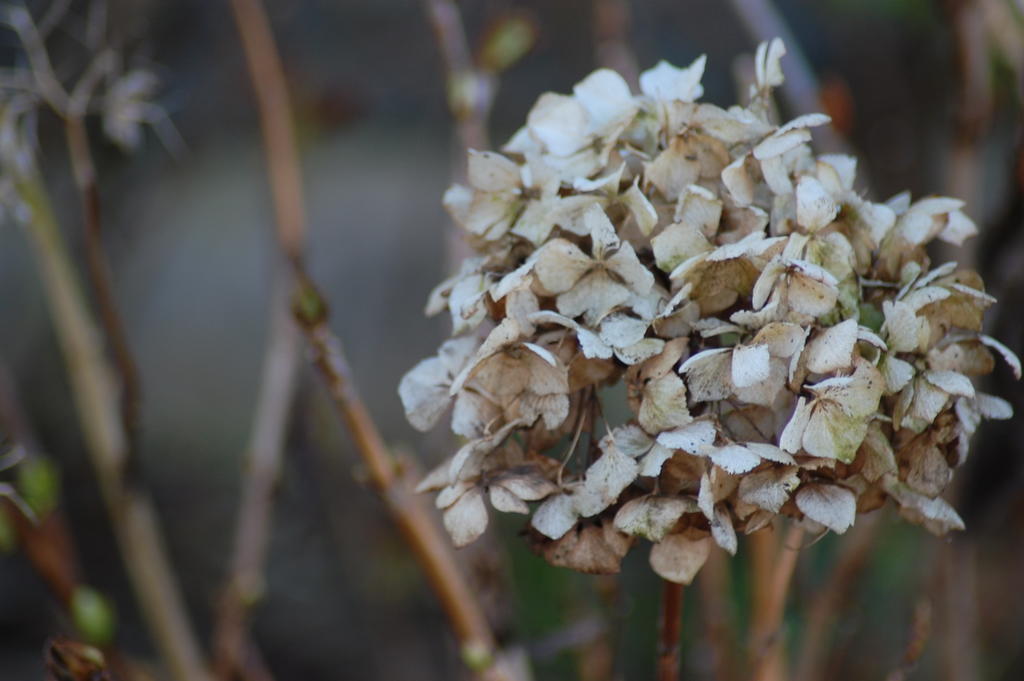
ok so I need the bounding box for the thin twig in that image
[750,524,804,681]
[226,0,304,267]
[63,114,142,454]
[593,0,639,87]
[225,0,509,676]
[656,580,685,681]
[422,0,492,157]
[17,173,212,681]
[885,598,933,681]
[212,260,299,681]
[793,512,882,681]
[698,547,737,681]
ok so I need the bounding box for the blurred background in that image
[0,0,1022,679]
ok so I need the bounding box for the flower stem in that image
[226,0,509,675]
[63,113,142,453]
[750,524,804,681]
[18,173,211,681]
[656,579,685,681]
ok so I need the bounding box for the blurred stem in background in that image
[749,524,804,681]
[212,255,298,681]
[16,169,212,681]
[225,0,519,678]
[0,363,136,679]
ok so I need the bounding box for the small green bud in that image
[859,302,885,333]
[0,507,17,554]
[17,457,60,517]
[460,640,493,672]
[293,281,328,327]
[71,586,117,646]
[479,15,537,74]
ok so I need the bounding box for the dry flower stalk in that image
[400,38,1020,584]
[226,0,511,677]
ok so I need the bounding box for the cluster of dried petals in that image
[399,39,1019,583]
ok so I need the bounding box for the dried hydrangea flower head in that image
[399,38,1020,583]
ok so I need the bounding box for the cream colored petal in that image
[884,480,964,535]
[974,393,1013,420]
[501,475,559,502]
[680,347,734,402]
[925,370,975,398]
[739,467,799,513]
[786,270,839,318]
[467,150,521,191]
[817,154,857,191]
[573,163,625,193]
[980,334,1022,379]
[780,396,811,453]
[751,259,786,311]
[535,239,593,293]
[674,184,722,236]
[710,506,737,555]
[759,154,794,195]
[640,56,706,102]
[416,459,453,493]
[573,68,637,131]
[443,487,489,547]
[722,155,755,205]
[464,191,518,239]
[489,485,530,514]
[796,175,839,231]
[649,534,711,584]
[583,203,620,256]
[527,92,588,156]
[644,136,701,201]
[622,178,659,236]
[656,419,717,452]
[804,319,858,374]
[639,442,676,477]
[751,322,806,358]
[614,495,695,542]
[615,339,666,365]
[795,483,855,534]
[451,390,501,439]
[491,257,537,301]
[450,318,523,394]
[574,438,640,517]
[532,493,578,540]
[732,344,771,388]
[612,424,654,457]
[399,356,453,431]
[802,401,870,462]
[640,373,692,433]
[652,222,713,273]
[896,197,964,246]
[557,270,630,325]
[938,210,977,246]
[753,127,810,160]
[881,300,925,353]
[706,444,761,475]
[755,38,786,89]
[880,354,915,394]
[442,184,473,226]
[600,313,649,347]
[607,242,656,295]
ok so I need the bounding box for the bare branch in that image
[226,0,513,676]
[213,261,299,681]
[16,173,212,681]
